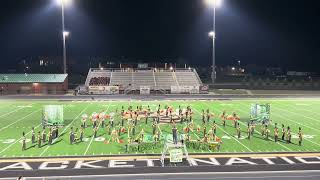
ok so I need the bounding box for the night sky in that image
[0,0,319,71]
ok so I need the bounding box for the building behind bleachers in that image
[0,74,68,94]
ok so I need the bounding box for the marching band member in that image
[100,111,106,128]
[281,124,286,141]
[202,110,206,124]
[48,128,53,145]
[265,125,270,140]
[212,121,217,134]
[82,114,88,129]
[172,125,178,144]
[206,109,210,123]
[261,123,266,136]
[93,126,98,138]
[110,113,115,127]
[92,112,98,128]
[237,123,241,139]
[74,128,79,143]
[132,125,136,136]
[37,131,41,148]
[286,126,292,144]
[121,117,125,127]
[247,123,251,140]
[31,127,35,144]
[111,128,119,143]
[298,127,303,146]
[22,132,26,151]
[251,123,255,135]
[233,112,237,128]
[274,125,279,142]
[202,134,209,143]
[80,127,84,142]
[42,127,46,143]
[221,111,226,127]
[70,127,75,144]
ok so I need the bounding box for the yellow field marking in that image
[0,152,319,163]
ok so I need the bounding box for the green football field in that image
[0,98,319,158]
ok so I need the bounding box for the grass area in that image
[0,99,319,158]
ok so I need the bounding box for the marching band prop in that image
[250,103,271,124]
[42,105,64,127]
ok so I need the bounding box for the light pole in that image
[206,0,222,84]
[57,0,71,74]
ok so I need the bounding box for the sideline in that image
[1,170,320,180]
[0,152,320,163]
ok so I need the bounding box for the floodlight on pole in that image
[205,0,222,8]
[57,0,72,6]
[56,0,72,74]
[63,31,70,37]
[205,0,222,84]
[209,31,215,38]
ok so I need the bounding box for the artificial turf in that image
[0,98,319,158]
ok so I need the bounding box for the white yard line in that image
[84,102,111,156]
[0,123,42,154]
[0,103,33,120]
[39,104,91,156]
[271,109,320,133]
[231,100,320,133]
[278,102,320,115]
[291,132,320,147]
[272,101,320,124]
[0,108,41,132]
[83,136,95,156]
[0,103,74,155]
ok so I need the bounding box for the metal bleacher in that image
[109,72,133,87]
[175,71,202,86]
[133,71,156,89]
[85,68,202,91]
[85,69,111,86]
[154,71,178,90]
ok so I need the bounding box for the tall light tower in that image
[57,0,71,74]
[206,0,222,84]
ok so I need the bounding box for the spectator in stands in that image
[89,77,110,86]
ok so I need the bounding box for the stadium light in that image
[209,31,216,38]
[205,0,222,7]
[56,0,72,6]
[205,0,222,84]
[56,0,72,74]
[63,31,70,37]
